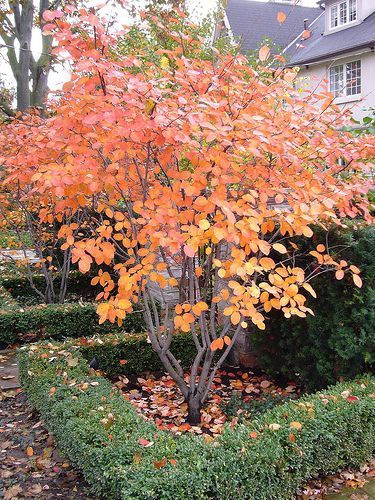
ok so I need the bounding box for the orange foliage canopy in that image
[0,7,373,345]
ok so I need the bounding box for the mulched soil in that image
[114,368,375,498]
[114,367,300,437]
[0,389,93,500]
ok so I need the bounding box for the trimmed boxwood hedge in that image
[74,332,196,377]
[19,338,375,500]
[0,270,96,301]
[0,303,146,347]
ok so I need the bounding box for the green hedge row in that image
[252,225,375,390]
[19,338,375,499]
[0,303,145,347]
[0,285,18,311]
[74,332,196,377]
[0,270,97,301]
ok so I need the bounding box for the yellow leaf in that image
[160,56,169,69]
[198,219,210,230]
[290,421,302,430]
[302,283,316,299]
[273,243,288,254]
[353,274,362,288]
[144,99,156,115]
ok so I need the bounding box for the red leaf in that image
[347,395,359,403]
[138,438,154,447]
[153,457,167,469]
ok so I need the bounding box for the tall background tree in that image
[0,0,59,113]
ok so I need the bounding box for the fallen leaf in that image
[153,457,167,469]
[290,421,302,430]
[138,438,154,447]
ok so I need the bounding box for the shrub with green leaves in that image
[252,225,375,390]
[0,303,145,347]
[0,270,97,304]
[19,337,375,499]
[75,332,196,377]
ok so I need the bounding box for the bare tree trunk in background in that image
[0,0,56,114]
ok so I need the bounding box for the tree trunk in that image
[187,395,201,425]
[31,0,53,109]
[15,0,33,111]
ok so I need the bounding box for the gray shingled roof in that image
[286,10,375,65]
[225,0,322,52]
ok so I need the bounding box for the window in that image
[329,60,361,98]
[330,0,357,29]
[349,0,357,22]
[346,60,361,96]
[331,5,338,27]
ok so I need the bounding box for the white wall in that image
[297,50,375,121]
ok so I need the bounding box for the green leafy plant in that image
[251,225,375,390]
[0,303,146,347]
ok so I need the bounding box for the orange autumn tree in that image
[1,6,373,423]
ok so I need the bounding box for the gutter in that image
[287,42,375,67]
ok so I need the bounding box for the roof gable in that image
[285,9,375,65]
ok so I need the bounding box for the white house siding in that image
[297,49,375,122]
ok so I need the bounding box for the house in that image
[221,0,375,121]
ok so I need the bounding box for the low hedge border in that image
[0,270,95,300]
[69,332,196,377]
[0,284,18,311]
[19,339,375,500]
[0,303,145,347]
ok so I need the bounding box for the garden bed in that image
[18,335,375,499]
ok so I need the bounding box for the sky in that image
[0,0,319,92]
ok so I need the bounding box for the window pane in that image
[331,5,338,27]
[330,65,344,96]
[349,0,357,22]
[346,60,361,96]
[339,1,347,24]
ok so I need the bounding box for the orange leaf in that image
[335,270,345,280]
[277,11,286,24]
[26,446,34,457]
[183,245,195,258]
[224,335,231,346]
[349,265,360,274]
[302,29,311,39]
[249,431,258,439]
[119,359,127,365]
[258,45,270,62]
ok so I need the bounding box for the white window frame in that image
[329,0,357,29]
[329,59,361,102]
